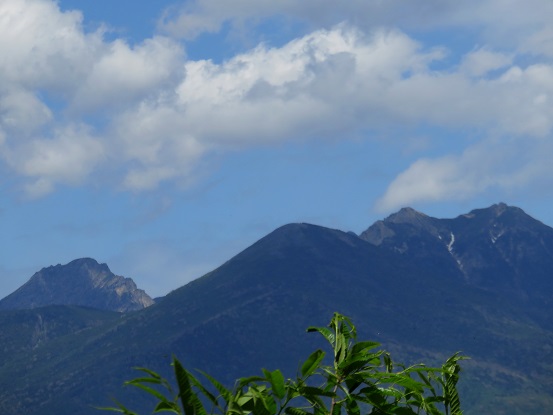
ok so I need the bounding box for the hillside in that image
[0,204,552,414]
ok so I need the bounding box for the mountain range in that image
[1,203,552,415]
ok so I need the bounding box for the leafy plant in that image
[102,312,467,415]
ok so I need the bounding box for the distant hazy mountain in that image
[0,204,552,415]
[0,258,154,312]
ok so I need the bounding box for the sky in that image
[2,0,553,299]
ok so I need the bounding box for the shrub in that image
[102,312,467,415]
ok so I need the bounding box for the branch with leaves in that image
[101,312,467,415]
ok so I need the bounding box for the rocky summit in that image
[0,258,153,312]
[359,202,553,309]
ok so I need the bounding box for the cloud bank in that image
[1,0,553,210]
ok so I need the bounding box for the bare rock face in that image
[0,258,154,312]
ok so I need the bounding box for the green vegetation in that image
[103,313,467,415]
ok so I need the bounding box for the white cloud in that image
[112,103,205,191]
[459,48,512,77]
[172,27,440,143]
[1,125,104,197]
[0,0,102,91]
[159,0,553,55]
[376,136,553,212]
[0,88,52,135]
[71,36,184,112]
[2,0,553,206]
[521,27,553,57]
[0,0,184,194]
[158,0,438,39]
[104,26,444,190]
[374,148,512,213]
[376,157,469,211]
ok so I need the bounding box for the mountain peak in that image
[359,207,433,246]
[490,202,509,214]
[385,207,429,224]
[463,202,518,218]
[0,258,154,312]
[360,203,553,301]
[67,257,105,267]
[460,203,541,232]
[62,258,110,274]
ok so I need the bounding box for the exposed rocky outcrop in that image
[0,258,154,312]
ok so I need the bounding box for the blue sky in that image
[2,0,553,298]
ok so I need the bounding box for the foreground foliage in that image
[103,313,467,415]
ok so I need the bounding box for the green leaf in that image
[227,400,247,415]
[188,375,220,408]
[173,358,207,415]
[300,349,325,378]
[383,353,393,373]
[345,376,364,394]
[153,400,180,413]
[335,313,356,342]
[414,371,437,396]
[374,373,425,393]
[350,341,380,356]
[236,395,254,407]
[335,335,348,366]
[268,369,286,400]
[338,353,382,376]
[352,392,386,409]
[125,377,163,385]
[246,386,276,415]
[127,383,172,403]
[300,385,336,398]
[345,396,361,415]
[133,367,164,380]
[237,375,266,388]
[307,326,335,346]
[441,353,468,415]
[198,370,233,404]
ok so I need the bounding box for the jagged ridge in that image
[0,258,154,312]
[359,202,553,305]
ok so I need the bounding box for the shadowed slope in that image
[0,207,552,414]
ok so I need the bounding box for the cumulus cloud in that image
[71,37,184,113]
[103,26,444,190]
[0,0,102,91]
[459,48,512,77]
[375,57,553,210]
[0,88,52,135]
[150,27,442,143]
[0,0,184,194]
[114,104,205,191]
[2,0,553,205]
[376,136,553,212]
[159,0,553,56]
[1,124,104,197]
